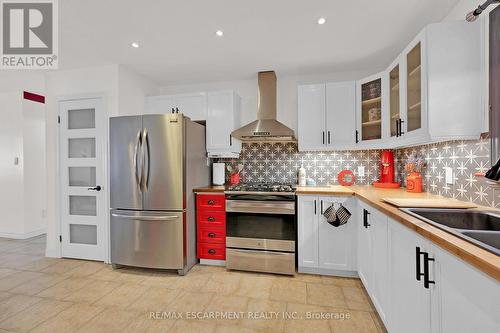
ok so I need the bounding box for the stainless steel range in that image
[225,183,296,275]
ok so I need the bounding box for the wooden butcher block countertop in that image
[194,184,500,281]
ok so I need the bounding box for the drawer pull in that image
[208,232,216,238]
[207,216,215,221]
[208,249,216,254]
[207,200,216,205]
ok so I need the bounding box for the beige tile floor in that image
[0,235,387,333]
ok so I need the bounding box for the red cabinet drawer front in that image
[197,194,225,211]
[197,210,226,227]
[197,242,226,260]
[198,226,225,244]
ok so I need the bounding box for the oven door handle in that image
[231,249,293,256]
[226,200,295,215]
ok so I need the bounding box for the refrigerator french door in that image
[109,114,186,270]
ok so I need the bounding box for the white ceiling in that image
[59,0,461,85]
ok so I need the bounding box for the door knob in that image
[88,185,102,191]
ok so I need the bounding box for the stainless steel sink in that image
[401,208,500,255]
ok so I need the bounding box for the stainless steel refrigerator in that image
[109,113,209,275]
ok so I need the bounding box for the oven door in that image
[226,200,296,251]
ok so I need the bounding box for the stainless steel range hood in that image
[231,71,296,142]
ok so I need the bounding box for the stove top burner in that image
[228,183,295,193]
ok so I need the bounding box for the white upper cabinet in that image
[326,81,357,148]
[356,72,388,147]
[206,91,242,157]
[298,81,356,151]
[146,92,207,121]
[297,20,484,150]
[298,84,326,151]
[388,21,484,147]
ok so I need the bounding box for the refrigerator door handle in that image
[133,129,142,192]
[142,128,150,192]
[111,213,179,221]
[141,129,149,193]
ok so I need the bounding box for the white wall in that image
[159,70,373,133]
[118,66,160,116]
[0,92,25,236]
[0,71,45,95]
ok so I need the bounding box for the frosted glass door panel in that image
[69,195,96,216]
[69,167,96,187]
[407,43,422,132]
[70,224,97,245]
[68,108,95,129]
[68,138,95,158]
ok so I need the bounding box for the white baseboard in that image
[298,266,359,278]
[0,228,46,240]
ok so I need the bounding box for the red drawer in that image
[197,242,226,260]
[197,210,226,227]
[197,194,225,211]
[198,226,225,244]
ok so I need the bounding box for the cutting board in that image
[382,198,477,209]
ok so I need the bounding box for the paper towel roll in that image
[212,163,225,185]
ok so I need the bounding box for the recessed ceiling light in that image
[215,30,224,37]
[131,42,140,48]
[317,17,327,25]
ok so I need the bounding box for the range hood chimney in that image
[231,71,296,142]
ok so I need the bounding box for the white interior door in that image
[59,98,106,261]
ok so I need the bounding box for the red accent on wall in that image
[23,91,45,104]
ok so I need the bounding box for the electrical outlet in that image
[445,167,454,185]
[358,166,365,177]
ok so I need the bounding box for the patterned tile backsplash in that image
[216,136,498,208]
[396,136,499,208]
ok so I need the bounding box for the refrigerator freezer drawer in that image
[110,210,184,269]
[226,248,295,275]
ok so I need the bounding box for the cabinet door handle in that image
[363,209,371,228]
[399,119,405,136]
[321,200,324,214]
[208,249,216,254]
[322,131,325,145]
[355,130,359,144]
[207,216,215,222]
[423,252,435,289]
[396,119,400,137]
[416,246,424,281]
[327,131,331,145]
[314,200,317,215]
[207,200,216,205]
[229,135,232,146]
[208,232,216,238]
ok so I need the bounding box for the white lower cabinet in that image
[298,197,500,332]
[432,242,500,333]
[297,195,357,276]
[388,219,434,333]
[357,202,389,325]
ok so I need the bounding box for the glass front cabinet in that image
[356,72,387,146]
[386,32,427,146]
